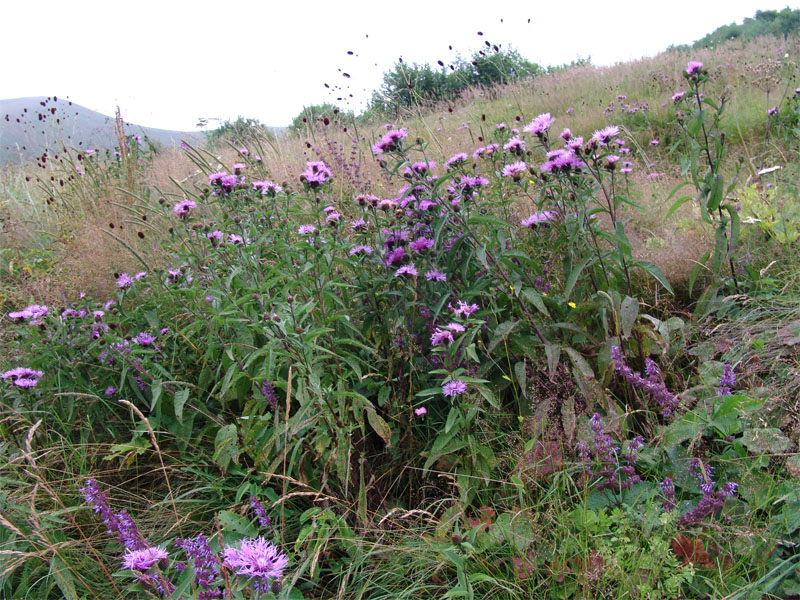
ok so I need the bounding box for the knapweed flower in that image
[349,244,373,256]
[350,218,368,231]
[446,322,465,333]
[591,125,620,146]
[425,269,447,282]
[207,230,223,241]
[301,161,332,187]
[686,60,704,76]
[452,301,479,318]
[252,180,282,195]
[227,234,245,245]
[442,379,467,397]
[503,137,526,153]
[409,237,434,253]
[298,224,317,235]
[394,264,418,277]
[768,106,779,116]
[135,271,147,280]
[671,91,686,102]
[1,367,44,388]
[502,161,527,180]
[122,546,168,571]
[135,332,157,346]
[523,112,555,136]
[223,537,288,589]
[117,273,134,289]
[520,211,556,227]
[8,304,48,323]
[430,328,454,346]
[173,199,197,218]
[372,127,408,154]
[649,139,659,146]
[444,152,468,168]
[404,161,435,176]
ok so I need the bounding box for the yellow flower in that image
[568,302,577,309]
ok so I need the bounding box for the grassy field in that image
[1,34,799,599]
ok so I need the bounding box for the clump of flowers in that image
[1,367,44,388]
[576,413,643,492]
[610,346,680,417]
[672,459,738,526]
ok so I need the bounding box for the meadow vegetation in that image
[1,28,800,600]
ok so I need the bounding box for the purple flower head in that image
[404,161,435,176]
[521,211,556,227]
[660,477,676,511]
[430,328,454,346]
[452,301,479,318]
[135,271,147,280]
[503,137,526,153]
[502,161,527,180]
[384,246,407,266]
[9,304,49,322]
[223,537,288,587]
[1,367,44,388]
[414,406,427,416]
[207,230,223,241]
[173,199,197,218]
[409,237,434,253]
[252,180,282,196]
[686,60,704,76]
[768,106,779,116]
[444,152,468,168]
[301,161,332,187]
[649,139,660,146]
[442,379,467,397]
[350,217,368,231]
[349,244,373,256]
[298,224,317,235]
[122,546,168,571]
[260,381,278,408]
[446,322,465,333]
[523,112,555,136]
[559,128,572,141]
[566,137,584,151]
[105,386,117,397]
[425,269,446,282]
[394,263,418,277]
[227,234,245,245]
[135,332,157,346]
[117,273,134,289]
[372,128,408,154]
[591,125,620,146]
[672,91,686,102]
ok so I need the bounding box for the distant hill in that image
[0,96,204,164]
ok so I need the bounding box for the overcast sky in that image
[1,0,796,130]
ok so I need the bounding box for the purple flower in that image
[591,126,620,145]
[718,363,736,396]
[117,273,134,289]
[1,367,44,388]
[503,137,526,153]
[122,546,168,571]
[404,161,435,176]
[135,271,147,280]
[261,381,278,408]
[298,224,316,235]
[523,112,555,135]
[350,218,368,231]
[446,322,465,333]
[425,269,447,282]
[442,379,467,397]
[301,161,332,187]
[394,264,418,277]
[8,304,49,323]
[611,346,680,417]
[501,161,527,180]
[105,386,117,397]
[444,152,468,168]
[452,301,479,318]
[768,106,779,116]
[372,128,408,154]
[686,60,704,75]
[349,244,373,256]
[431,328,454,346]
[414,406,427,416]
[207,230,223,241]
[250,496,272,527]
[660,477,676,511]
[223,537,288,589]
[135,332,157,346]
[649,139,659,146]
[252,180,282,195]
[174,534,221,598]
[173,199,197,218]
[672,91,686,102]
[520,211,556,227]
[409,237,434,253]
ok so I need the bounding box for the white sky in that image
[1,0,796,130]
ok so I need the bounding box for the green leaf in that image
[665,195,694,220]
[49,555,79,600]
[521,287,549,316]
[218,509,258,537]
[365,405,392,447]
[619,296,639,339]
[488,319,518,352]
[741,428,793,455]
[635,261,674,294]
[565,254,596,300]
[213,424,240,472]
[174,389,189,425]
[545,343,560,379]
[707,173,724,212]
